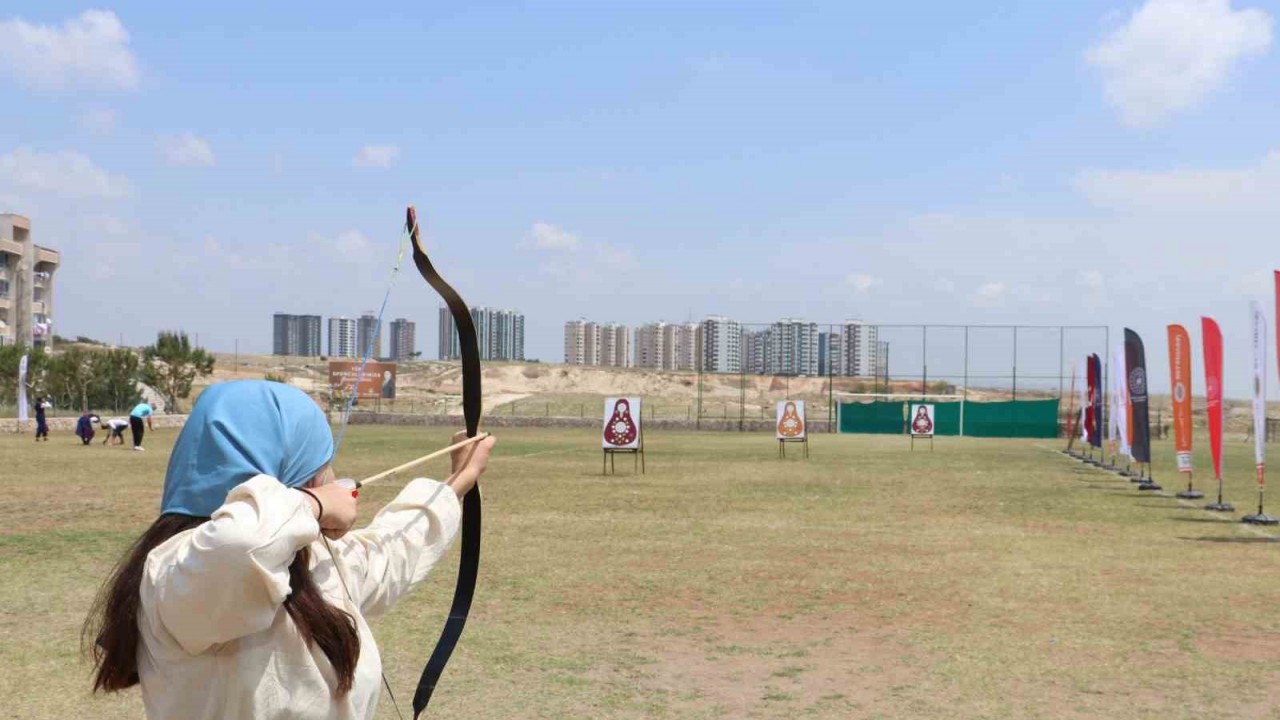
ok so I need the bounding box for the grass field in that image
[3,425,1280,719]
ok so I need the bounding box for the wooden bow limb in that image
[353,432,491,488]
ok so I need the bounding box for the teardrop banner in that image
[1113,342,1134,475]
[1124,328,1159,490]
[1076,356,1088,455]
[602,396,645,475]
[776,400,809,458]
[1168,325,1201,499]
[1062,361,1079,455]
[17,354,29,424]
[1202,317,1232,511]
[1243,305,1277,524]
[1089,353,1104,453]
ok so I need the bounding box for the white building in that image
[635,322,666,369]
[328,317,358,358]
[701,316,741,373]
[0,213,59,349]
[767,318,819,376]
[840,320,880,378]
[599,323,630,367]
[444,306,525,360]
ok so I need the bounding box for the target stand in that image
[778,436,809,459]
[603,447,645,475]
[910,433,934,452]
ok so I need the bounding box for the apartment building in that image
[272,313,322,356]
[701,315,741,373]
[0,214,59,349]
[328,317,358,358]
[389,318,416,361]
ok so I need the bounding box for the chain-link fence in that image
[347,322,1111,434]
[675,323,1111,432]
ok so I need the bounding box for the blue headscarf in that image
[161,380,334,517]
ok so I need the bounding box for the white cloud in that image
[78,107,119,135]
[846,272,881,294]
[1079,270,1108,309]
[334,230,372,261]
[1086,0,1272,126]
[82,214,128,236]
[0,10,139,91]
[158,133,216,167]
[353,145,400,168]
[0,147,129,198]
[1075,150,1280,212]
[972,282,1008,308]
[529,222,580,250]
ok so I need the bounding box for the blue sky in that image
[1,1,1278,396]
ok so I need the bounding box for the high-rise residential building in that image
[566,320,628,367]
[635,322,667,369]
[442,306,525,361]
[328,317,358,358]
[701,316,742,373]
[564,319,589,365]
[0,213,60,349]
[273,313,322,356]
[438,306,459,360]
[742,328,770,375]
[356,312,382,360]
[659,322,700,371]
[599,323,630,367]
[766,319,818,376]
[840,320,880,378]
[389,318,416,361]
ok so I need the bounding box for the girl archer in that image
[84,380,495,719]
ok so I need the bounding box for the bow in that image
[406,205,482,718]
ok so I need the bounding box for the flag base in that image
[1204,502,1235,512]
[1175,490,1205,500]
[1137,481,1162,491]
[1241,513,1279,526]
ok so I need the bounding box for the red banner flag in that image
[1202,317,1224,480]
[1168,325,1193,473]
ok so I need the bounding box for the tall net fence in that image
[353,323,1110,436]
[684,323,1110,433]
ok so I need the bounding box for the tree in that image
[141,331,215,412]
[0,344,49,407]
[90,348,142,413]
[47,346,95,412]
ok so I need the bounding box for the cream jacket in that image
[137,474,462,719]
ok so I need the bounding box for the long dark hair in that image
[85,513,360,695]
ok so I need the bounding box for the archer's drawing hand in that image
[307,482,360,540]
[448,430,496,499]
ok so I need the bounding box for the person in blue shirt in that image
[130,402,154,451]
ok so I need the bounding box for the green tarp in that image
[838,399,1059,439]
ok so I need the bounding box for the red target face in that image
[604,398,638,446]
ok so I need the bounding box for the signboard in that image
[603,397,642,449]
[329,360,397,399]
[776,400,806,439]
[909,403,935,437]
